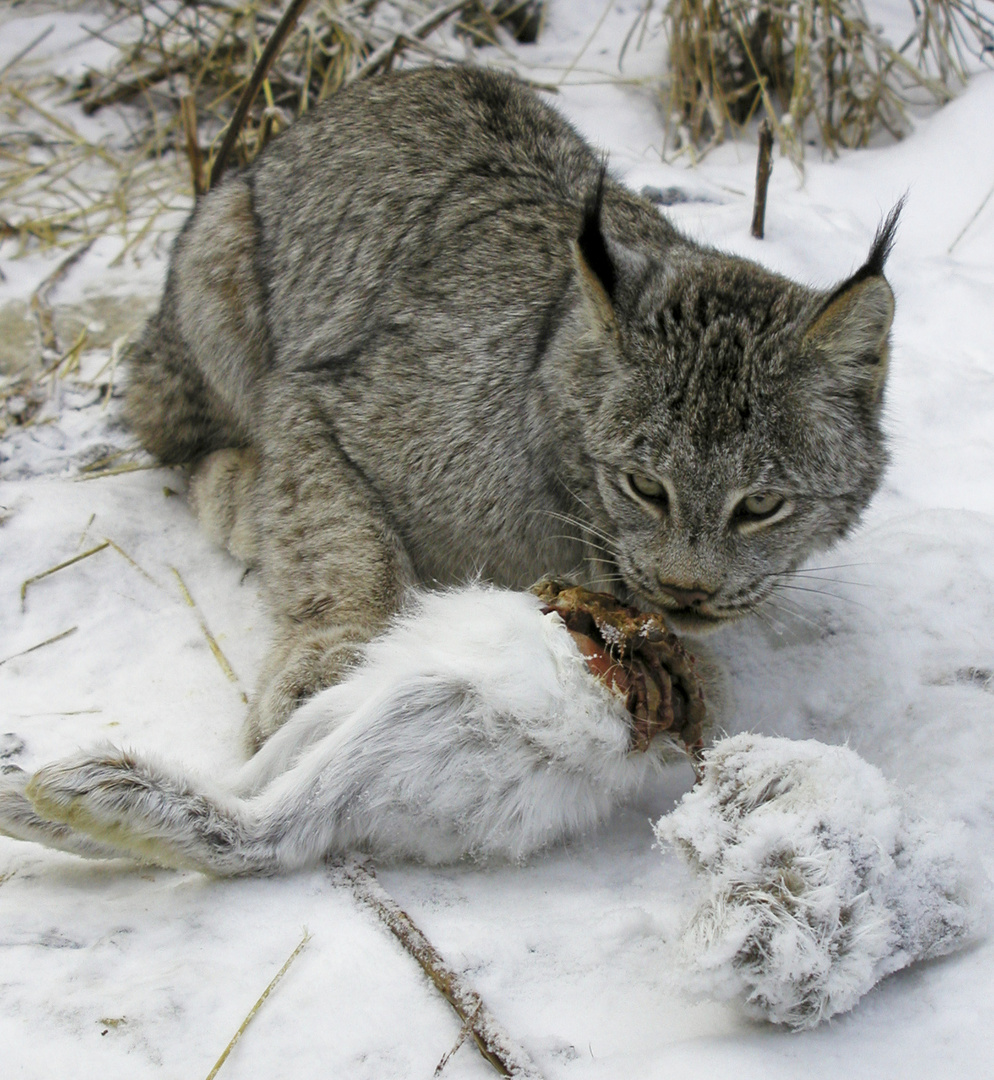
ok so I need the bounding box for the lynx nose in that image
[657,582,714,609]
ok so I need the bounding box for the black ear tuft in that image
[577,163,617,300]
[863,196,905,278]
[817,196,905,314]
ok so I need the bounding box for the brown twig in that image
[338,861,545,1079]
[751,118,774,239]
[208,0,315,191]
[180,92,206,197]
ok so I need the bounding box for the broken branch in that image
[751,119,774,239]
[338,861,545,1079]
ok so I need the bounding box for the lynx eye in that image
[737,492,787,521]
[627,471,669,508]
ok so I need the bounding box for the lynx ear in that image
[803,201,902,400]
[573,165,647,330]
[576,166,617,306]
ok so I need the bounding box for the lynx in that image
[0,66,900,874]
[121,65,897,749]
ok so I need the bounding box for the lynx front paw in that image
[189,447,260,565]
[246,630,364,751]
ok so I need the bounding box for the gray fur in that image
[125,67,896,749]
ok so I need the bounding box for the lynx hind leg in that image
[124,303,244,465]
[22,749,261,874]
[189,447,260,565]
[125,176,269,465]
[0,765,125,861]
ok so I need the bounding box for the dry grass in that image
[75,0,371,188]
[0,52,190,256]
[0,626,79,667]
[655,0,994,159]
[0,1,544,261]
[203,929,311,1080]
[0,2,544,439]
[19,534,164,611]
[171,565,247,700]
[19,541,111,612]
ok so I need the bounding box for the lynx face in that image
[570,211,898,632]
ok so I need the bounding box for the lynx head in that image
[561,184,900,632]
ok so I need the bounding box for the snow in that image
[3,1,994,1077]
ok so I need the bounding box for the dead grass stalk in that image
[654,0,994,159]
[203,929,311,1080]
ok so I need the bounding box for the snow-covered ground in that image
[2,2,994,1077]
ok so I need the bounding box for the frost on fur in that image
[656,733,979,1030]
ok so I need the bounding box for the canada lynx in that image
[0,66,901,875]
[124,66,898,751]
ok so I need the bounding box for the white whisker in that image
[771,581,871,611]
[530,507,620,552]
[762,596,825,635]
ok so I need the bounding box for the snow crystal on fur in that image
[657,733,979,1029]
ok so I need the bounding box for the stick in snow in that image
[209,0,315,191]
[336,860,545,1079]
[751,119,774,240]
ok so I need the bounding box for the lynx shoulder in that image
[125,66,898,749]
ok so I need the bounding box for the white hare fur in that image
[0,586,680,874]
[658,733,980,1028]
